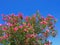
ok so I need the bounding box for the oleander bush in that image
[0,11,57,45]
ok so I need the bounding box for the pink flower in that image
[33,14,36,17]
[40,21,47,25]
[24,28,28,32]
[3,17,6,20]
[0,37,3,41]
[13,27,18,32]
[11,14,15,16]
[7,22,13,26]
[25,16,29,22]
[27,23,31,27]
[26,34,31,38]
[44,43,47,45]
[19,25,23,29]
[41,16,45,20]
[30,26,33,29]
[30,34,36,38]
[26,34,37,38]
[18,13,23,19]
[52,30,55,34]
[43,32,48,37]
[23,23,26,26]
[0,24,2,26]
[45,18,49,21]
[48,14,54,18]
[3,34,8,39]
[46,29,50,33]
[8,16,11,20]
[44,41,51,45]
[2,27,7,31]
[49,26,53,29]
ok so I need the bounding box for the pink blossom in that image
[30,34,36,38]
[13,27,18,32]
[25,16,29,22]
[40,21,47,25]
[0,24,2,26]
[0,37,3,41]
[33,14,36,17]
[41,16,45,20]
[43,32,48,37]
[49,25,54,29]
[8,16,11,20]
[30,26,33,29]
[48,14,54,18]
[26,34,31,38]
[27,23,31,27]
[45,18,49,21]
[44,41,51,45]
[3,17,6,20]
[19,25,23,29]
[49,26,51,29]
[18,13,23,18]
[52,30,55,34]
[11,14,15,16]
[44,43,47,45]
[3,34,8,39]
[7,22,13,26]
[23,23,26,26]
[46,29,50,33]
[24,28,28,32]
[2,27,7,31]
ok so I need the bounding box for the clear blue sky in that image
[0,0,60,45]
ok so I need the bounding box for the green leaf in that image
[1,40,8,45]
[8,43,10,45]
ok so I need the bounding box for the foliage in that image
[0,11,57,45]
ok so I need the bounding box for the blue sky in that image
[0,0,60,45]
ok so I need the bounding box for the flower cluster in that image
[0,12,57,45]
